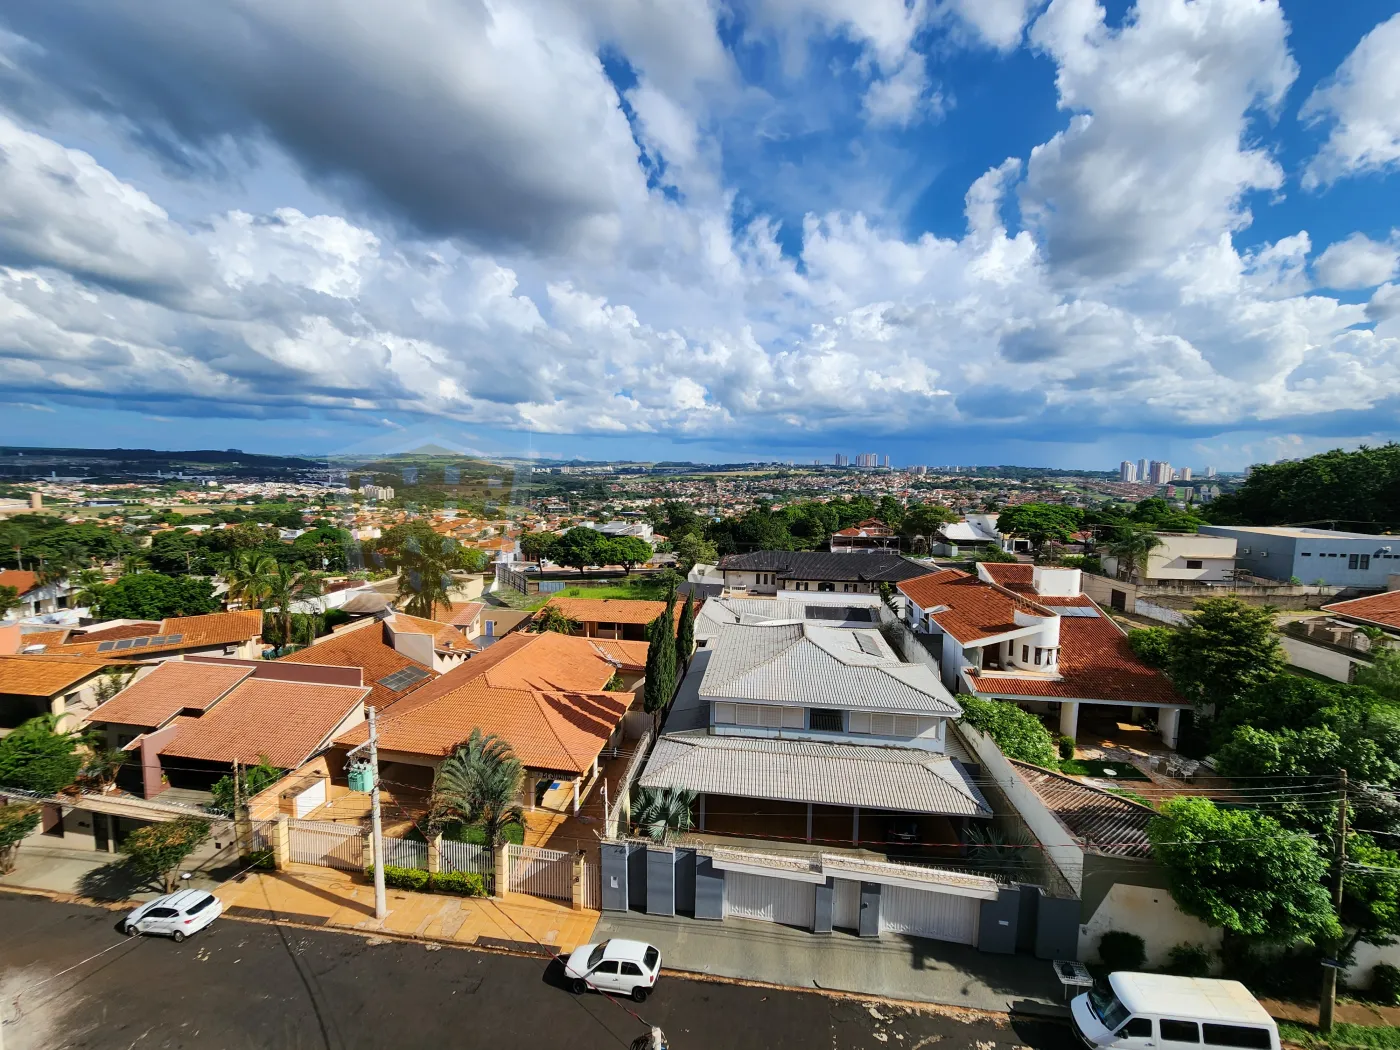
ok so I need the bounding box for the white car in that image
[122,889,223,942]
[564,939,662,1002]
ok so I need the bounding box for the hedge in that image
[372,865,489,897]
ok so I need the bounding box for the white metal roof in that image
[1109,974,1273,1026]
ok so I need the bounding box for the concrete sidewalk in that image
[215,863,599,956]
[590,909,1067,1014]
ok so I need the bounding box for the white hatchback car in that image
[564,939,662,1002]
[122,889,223,941]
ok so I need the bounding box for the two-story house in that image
[716,551,928,595]
[897,563,1186,746]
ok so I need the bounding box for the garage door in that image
[879,886,980,945]
[724,872,816,929]
[833,878,861,930]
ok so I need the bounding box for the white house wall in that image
[1280,636,1364,683]
[1078,883,1222,969]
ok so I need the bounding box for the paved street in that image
[2,894,1077,1050]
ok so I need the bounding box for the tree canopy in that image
[120,816,212,893]
[91,572,218,620]
[994,503,1083,549]
[0,715,85,795]
[958,696,1058,767]
[1205,444,1400,532]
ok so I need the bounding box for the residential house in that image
[329,630,648,815]
[1275,589,1400,683]
[588,520,655,543]
[86,658,370,799]
[44,610,264,662]
[0,630,121,730]
[1199,525,1400,587]
[1100,532,1237,583]
[379,610,477,672]
[933,513,1005,554]
[897,563,1187,746]
[0,568,76,622]
[428,602,533,646]
[692,594,885,648]
[278,616,440,709]
[716,551,928,596]
[535,596,680,640]
[829,518,899,554]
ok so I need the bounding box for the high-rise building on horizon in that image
[1137,458,1148,482]
[834,453,848,467]
[1149,460,1173,485]
[1205,466,1216,478]
[1180,467,1192,481]
[1119,460,1138,483]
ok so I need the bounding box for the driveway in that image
[590,909,1066,1014]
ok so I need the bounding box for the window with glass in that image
[1087,987,1130,1033]
[1202,1025,1271,1049]
[1160,1021,1200,1043]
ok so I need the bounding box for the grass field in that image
[1280,1021,1400,1049]
[491,576,674,611]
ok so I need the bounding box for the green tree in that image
[0,584,18,619]
[643,597,678,715]
[92,572,217,620]
[1148,796,1337,945]
[208,759,283,817]
[552,527,606,572]
[876,496,905,530]
[676,593,696,669]
[69,567,106,611]
[147,530,204,575]
[223,551,279,610]
[631,785,696,844]
[1356,648,1400,703]
[1342,833,1400,958]
[1205,444,1400,531]
[1104,527,1163,581]
[995,503,1084,550]
[429,729,525,847]
[958,696,1058,767]
[1166,597,1286,718]
[394,530,460,618]
[673,533,718,573]
[532,604,580,634]
[520,530,558,564]
[0,802,42,874]
[120,816,212,893]
[604,535,653,575]
[0,715,84,794]
[265,562,320,650]
[1127,627,1174,669]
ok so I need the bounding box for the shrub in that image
[432,870,487,897]
[244,848,275,870]
[959,695,1059,768]
[1373,964,1400,1006]
[1167,943,1212,977]
[1058,735,1075,761]
[1098,931,1147,972]
[376,865,431,891]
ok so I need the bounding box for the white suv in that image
[122,890,223,941]
[564,939,662,1002]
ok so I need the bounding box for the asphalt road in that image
[1,894,1077,1050]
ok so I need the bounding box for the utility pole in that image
[367,707,387,920]
[1320,769,1349,1035]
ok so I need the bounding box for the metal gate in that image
[383,836,427,870]
[580,859,599,910]
[507,844,574,902]
[723,872,816,928]
[440,840,493,876]
[289,819,364,871]
[879,886,980,945]
[833,878,861,930]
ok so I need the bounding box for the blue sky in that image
[0,0,1397,470]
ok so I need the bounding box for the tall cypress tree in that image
[643,610,675,714]
[675,593,695,670]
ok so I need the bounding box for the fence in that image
[382,836,428,870]
[288,818,365,872]
[506,843,574,902]
[605,728,654,838]
[440,840,493,876]
[580,859,599,910]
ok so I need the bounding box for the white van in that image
[1071,973,1280,1050]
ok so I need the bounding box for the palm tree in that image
[119,551,149,576]
[630,786,696,844]
[532,604,580,635]
[1105,528,1163,582]
[396,534,459,618]
[70,568,106,612]
[224,551,278,610]
[429,729,525,847]
[264,563,321,650]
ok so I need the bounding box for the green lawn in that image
[1059,758,1151,781]
[546,579,672,601]
[1280,1021,1400,1050]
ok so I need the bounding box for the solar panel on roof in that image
[1047,606,1100,617]
[855,633,883,656]
[377,666,431,691]
[130,637,151,648]
[163,634,184,644]
[113,639,134,650]
[96,641,117,653]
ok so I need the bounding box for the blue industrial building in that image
[1198,525,1400,588]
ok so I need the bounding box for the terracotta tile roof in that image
[1012,760,1153,858]
[50,610,262,658]
[978,562,1034,593]
[160,678,370,769]
[89,660,253,728]
[897,569,1051,644]
[430,601,485,628]
[388,612,478,653]
[0,570,38,596]
[539,596,673,627]
[1323,591,1400,632]
[279,620,437,708]
[337,631,633,774]
[589,638,651,671]
[970,611,1182,706]
[16,629,72,649]
[0,654,112,696]
[75,622,162,643]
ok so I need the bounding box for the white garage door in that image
[293,778,327,818]
[724,872,816,929]
[879,886,980,945]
